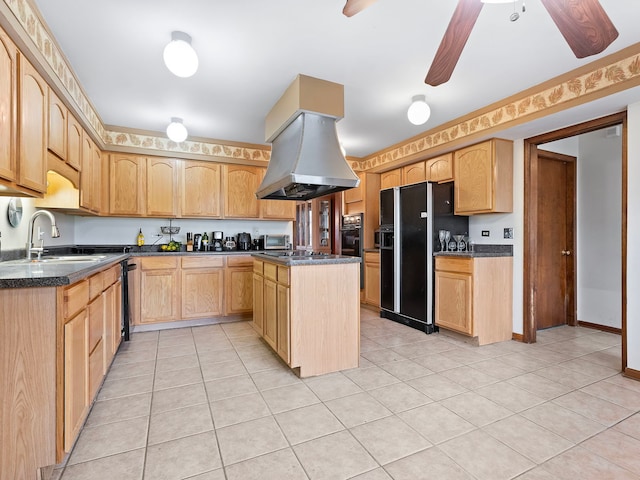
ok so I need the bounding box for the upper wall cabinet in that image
[380,168,402,190]
[454,139,513,215]
[48,88,67,161]
[344,171,365,204]
[258,168,296,220]
[425,153,453,183]
[223,164,261,218]
[181,160,222,218]
[66,114,82,171]
[17,55,48,194]
[0,27,17,183]
[147,158,179,217]
[109,154,146,216]
[402,161,426,185]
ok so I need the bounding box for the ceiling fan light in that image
[163,31,199,78]
[166,117,188,143]
[407,95,431,126]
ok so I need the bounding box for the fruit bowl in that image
[159,241,182,252]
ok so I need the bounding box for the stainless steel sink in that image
[1,254,107,266]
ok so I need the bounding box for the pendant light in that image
[407,95,431,126]
[163,31,199,78]
[166,117,188,143]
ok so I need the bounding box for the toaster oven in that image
[260,234,290,250]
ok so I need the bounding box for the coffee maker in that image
[237,232,252,251]
[212,231,223,252]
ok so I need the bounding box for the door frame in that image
[523,111,627,372]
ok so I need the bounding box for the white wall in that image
[576,129,622,328]
[627,102,640,371]
[0,196,291,253]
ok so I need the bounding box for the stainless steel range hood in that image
[256,112,360,200]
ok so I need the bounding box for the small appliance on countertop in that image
[260,234,290,250]
[212,231,224,252]
[237,232,252,251]
[224,236,236,251]
[252,238,264,250]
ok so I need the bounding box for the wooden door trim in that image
[523,111,627,374]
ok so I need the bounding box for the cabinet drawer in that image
[364,251,380,264]
[264,262,278,281]
[89,271,104,300]
[102,265,119,288]
[253,260,263,274]
[141,256,179,270]
[277,266,290,286]
[435,256,473,274]
[64,280,88,320]
[227,255,253,267]
[181,256,224,269]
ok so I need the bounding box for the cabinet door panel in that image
[364,257,380,307]
[181,269,224,318]
[48,88,67,160]
[66,115,82,171]
[147,158,178,217]
[276,284,290,363]
[454,143,493,213]
[0,30,16,181]
[380,168,402,190]
[181,161,221,217]
[402,162,425,185]
[110,154,145,215]
[223,165,260,218]
[344,171,364,204]
[435,271,472,335]
[426,153,453,183]
[141,270,179,322]
[80,133,93,210]
[64,310,88,452]
[263,279,277,349]
[18,56,47,193]
[226,268,253,315]
[252,273,264,334]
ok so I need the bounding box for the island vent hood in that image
[256,74,359,201]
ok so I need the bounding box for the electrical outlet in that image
[481,230,490,237]
[504,227,513,239]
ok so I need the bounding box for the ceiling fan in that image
[343,0,619,86]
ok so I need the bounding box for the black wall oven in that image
[340,214,363,288]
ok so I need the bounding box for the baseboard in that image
[131,314,251,333]
[512,332,524,342]
[623,367,640,381]
[577,320,622,335]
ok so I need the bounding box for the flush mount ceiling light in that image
[407,95,431,126]
[163,31,199,78]
[166,117,188,143]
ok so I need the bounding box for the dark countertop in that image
[0,245,285,288]
[252,252,362,266]
[363,248,380,253]
[433,244,513,258]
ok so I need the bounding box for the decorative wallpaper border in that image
[5,0,640,169]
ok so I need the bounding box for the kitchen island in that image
[252,252,361,377]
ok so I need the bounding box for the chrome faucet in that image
[26,210,60,260]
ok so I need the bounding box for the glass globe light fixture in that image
[163,31,199,78]
[407,95,431,126]
[166,117,188,143]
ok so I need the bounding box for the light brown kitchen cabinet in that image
[380,168,402,190]
[276,279,290,363]
[344,171,365,204]
[17,55,48,194]
[223,164,261,218]
[425,153,453,183]
[181,256,224,319]
[140,256,180,323]
[252,262,264,335]
[63,308,88,452]
[181,160,222,218]
[402,161,426,185]
[0,27,17,183]
[147,157,179,217]
[263,277,278,350]
[435,255,513,345]
[91,140,103,213]
[103,278,122,369]
[454,139,513,215]
[79,132,103,213]
[47,88,67,161]
[66,113,83,171]
[225,255,254,315]
[261,198,296,220]
[364,251,380,307]
[110,153,146,216]
[343,172,380,252]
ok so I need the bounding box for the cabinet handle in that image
[561,250,572,256]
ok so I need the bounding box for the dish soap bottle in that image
[137,228,145,246]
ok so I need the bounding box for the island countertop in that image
[251,252,362,266]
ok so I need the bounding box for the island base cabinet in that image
[253,259,360,377]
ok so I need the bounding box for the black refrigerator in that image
[379,182,468,333]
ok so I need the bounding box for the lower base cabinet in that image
[63,310,89,451]
[363,251,380,308]
[435,255,513,345]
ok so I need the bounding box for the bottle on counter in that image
[202,231,209,250]
[137,228,145,246]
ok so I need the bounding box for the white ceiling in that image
[31,0,640,158]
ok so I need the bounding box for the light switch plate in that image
[481,230,490,237]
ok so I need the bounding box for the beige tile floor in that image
[51,308,640,480]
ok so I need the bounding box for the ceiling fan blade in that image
[540,0,619,58]
[342,0,379,17]
[425,0,484,86]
